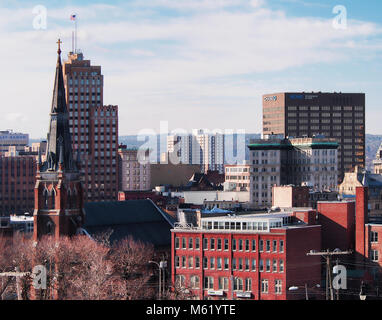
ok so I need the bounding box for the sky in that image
[0,0,381,139]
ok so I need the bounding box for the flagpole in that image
[75,17,77,53]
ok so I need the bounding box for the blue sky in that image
[0,0,381,138]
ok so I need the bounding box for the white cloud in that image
[0,1,381,137]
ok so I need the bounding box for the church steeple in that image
[34,40,84,243]
[42,39,76,172]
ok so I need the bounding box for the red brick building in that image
[0,156,36,216]
[317,200,356,251]
[171,210,321,300]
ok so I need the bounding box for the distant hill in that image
[31,133,382,170]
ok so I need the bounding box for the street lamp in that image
[149,260,167,300]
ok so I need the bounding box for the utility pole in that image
[0,269,30,300]
[307,249,352,300]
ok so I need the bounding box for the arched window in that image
[43,188,49,209]
[51,189,56,209]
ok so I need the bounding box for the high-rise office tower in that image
[63,51,119,202]
[262,92,365,182]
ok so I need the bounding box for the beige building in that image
[224,163,251,191]
[339,166,382,218]
[373,143,382,174]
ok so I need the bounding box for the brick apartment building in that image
[63,50,118,202]
[262,92,365,181]
[171,210,321,300]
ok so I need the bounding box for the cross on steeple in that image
[57,39,62,55]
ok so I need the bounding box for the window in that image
[188,256,194,269]
[251,259,256,271]
[261,279,269,293]
[259,240,264,252]
[203,257,208,269]
[203,238,208,250]
[239,239,243,251]
[232,258,237,270]
[245,239,250,251]
[219,277,229,291]
[280,240,284,253]
[232,239,237,251]
[273,259,277,272]
[190,276,200,289]
[224,258,229,270]
[245,258,250,271]
[233,278,243,291]
[259,259,264,272]
[252,239,256,252]
[182,256,186,268]
[217,257,222,270]
[210,238,215,250]
[175,237,180,249]
[279,260,284,273]
[266,259,271,272]
[273,240,277,252]
[371,250,379,262]
[210,257,215,269]
[245,278,252,292]
[204,276,214,290]
[189,238,193,249]
[182,238,187,249]
[175,256,180,268]
[217,238,222,250]
[175,275,186,289]
[224,239,229,250]
[275,280,282,294]
[266,240,271,252]
[371,231,379,243]
[238,258,243,271]
[195,257,200,268]
[195,238,200,250]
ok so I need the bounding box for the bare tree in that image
[110,236,156,300]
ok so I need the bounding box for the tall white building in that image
[248,136,338,208]
[166,130,225,173]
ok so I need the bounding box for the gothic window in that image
[43,188,49,209]
[51,189,56,209]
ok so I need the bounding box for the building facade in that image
[262,92,365,181]
[224,164,251,192]
[63,50,118,202]
[0,155,36,216]
[171,210,321,300]
[0,130,29,155]
[248,136,338,208]
[167,130,225,174]
[339,166,382,218]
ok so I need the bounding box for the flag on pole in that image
[70,14,76,21]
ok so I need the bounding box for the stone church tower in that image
[33,40,84,241]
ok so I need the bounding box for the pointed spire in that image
[41,40,77,173]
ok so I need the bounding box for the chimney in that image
[355,186,368,260]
